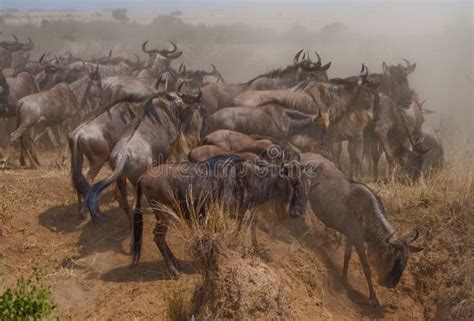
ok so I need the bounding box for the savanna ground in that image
[0,4,473,320]
[0,129,472,320]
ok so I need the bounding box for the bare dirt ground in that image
[0,147,472,320]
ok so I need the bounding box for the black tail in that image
[132,181,143,266]
[69,135,90,198]
[85,153,128,220]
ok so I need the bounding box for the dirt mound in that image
[191,234,289,320]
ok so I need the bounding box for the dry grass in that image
[373,132,473,319]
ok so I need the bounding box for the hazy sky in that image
[1,0,470,11]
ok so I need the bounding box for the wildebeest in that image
[365,94,428,180]
[4,66,103,167]
[418,125,444,175]
[137,41,183,87]
[231,66,379,175]
[371,59,416,109]
[85,87,206,225]
[202,129,294,162]
[68,100,141,216]
[178,63,225,86]
[300,152,423,311]
[202,105,329,153]
[0,34,25,70]
[132,155,307,277]
[201,50,331,114]
[188,144,261,162]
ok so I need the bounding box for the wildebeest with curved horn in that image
[234,65,380,176]
[300,152,423,312]
[137,40,183,87]
[201,49,331,114]
[85,85,206,225]
[132,155,307,277]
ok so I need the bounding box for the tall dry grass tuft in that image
[150,191,255,268]
[153,192,289,320]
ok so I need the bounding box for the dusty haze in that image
[1,2,473,130]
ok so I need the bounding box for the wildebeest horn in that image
[179,63,186,75]
[155,74,163,90]
[294,49,304,65]
[133,53,141,65]
[10,33,18,43]
[360,63,368,79]
[108,49,112,58]
[161,40,178,55]
[22,37,34,51]
[176,81,185,98]
[382,61,390,75]
[401,58,411,69]
[203,64,218,75]
[38,53,45,63]
[141,40,154,54]
[314,51,321,65]
[195,86,202,101]
[406,228,420,243]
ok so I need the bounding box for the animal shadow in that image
[101,260,196,283]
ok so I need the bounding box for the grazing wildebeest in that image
[68,101,141,216]
[202,129,293,162]
[300,152,423,311]
[4,66,103,167]
[201,50,330,114]
[203,105,329,153]
[418,125,444,175]
[188,144,261,162]
[365,94,428,181]
[132,155,307,277]
[85,88,206,225]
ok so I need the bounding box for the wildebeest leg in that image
[153,219,180,278]
[348,137,363,179]
[332,142,343,169]
[117,178,131,227]
[354,241,381,310]
[27,134,41,167]
[85,157,106,183]
[342,239,353,282]
[371,141,382,181]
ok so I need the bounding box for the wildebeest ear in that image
[407,63,416,74]
[382,62,390,76]
[320,62,331,72]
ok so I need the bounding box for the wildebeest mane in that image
[126,94,178,142]
[246,64,300,85]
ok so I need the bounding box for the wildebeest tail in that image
[68,135,89,197]
[132,180,143,266]
[85,153,128,220]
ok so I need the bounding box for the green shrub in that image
[0,269,56,321]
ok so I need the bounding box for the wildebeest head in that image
[294,49,331,82]
[141,40,183,67]
[381,59,416,108]
[176,81,208,145]
[369,228,423,288]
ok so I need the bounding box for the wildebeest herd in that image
[0,36,444,313]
